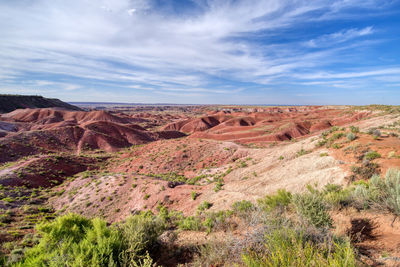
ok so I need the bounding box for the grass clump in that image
[364,151,381,160]
[14,212,164,266]
[257,189,292,212]
[349,126,360,133]
[15,213,123,266]
[296,149,310,157]
[241,229,356,267]
[198,201,212,211]
[178,216,201,231]
[293,189,333,229]
[353,169,400,223]
[232,200,255,215]
[347,132,356,141]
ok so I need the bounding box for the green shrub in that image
[198,201,212,211]
[349,126,360,133]
[16,212,163,266]
[241,229,356,267]
[232,200,255,214]
[364,151,381,160]
[331,143,342,149]
[293,192,333,228]
[351,163,380,179]
[118,211,165,263]
[191,191,198,200]
[331,132,344,141]
[353,169,400,221]
[17,214,123,266]
[322,184,352,209]
[316,139,327,147]
[296,149,309,157]
[214,181,224,192]
[202,211,230,233]
[257,189,292,212]
[346,133,356,141]
[178,216,201,231]
[330,126,339,133]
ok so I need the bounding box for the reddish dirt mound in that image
[110,138,248,177]
[310,120,332,132]
[0,108,186,162]
[162,115,228,133]
[167,108,371,144]
[2,108,135,125]
[0,154,105,188]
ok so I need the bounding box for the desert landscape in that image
[1,96,400,266]
[2,0,400,266]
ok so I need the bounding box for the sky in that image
[1,0,400,105]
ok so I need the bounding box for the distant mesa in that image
[0,94,82,113]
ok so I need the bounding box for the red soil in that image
[110,138,248,178]
[329,132,400,178]
[0,154,105,188]
[0,108,186,163]
[162,107,370,144]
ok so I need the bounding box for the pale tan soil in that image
[203,137,347,212]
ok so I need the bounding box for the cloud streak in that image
[0,0,398,103]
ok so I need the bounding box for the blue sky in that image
[1,0,400,104]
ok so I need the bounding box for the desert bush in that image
[178,216,201,231]
[241,229,356,267]
[331,143,342,149]
[368,128,381,137]
[16,213,124,266]
[315,139,328,147]
[15,212,164,266]
[198,201,212,211]
[352,170,400,219]
[257,189,292,212]
[296,149,309,157]
[347,133,356,141]
[322,184,352,209]
[202,211,231,233]
[364,151,381,160]
[349,126,360,133]
[330,126,339,133]
[119,211,165,262]
[191,191,198,200]
[364,151,381,161]
[214,180,224,192]
[232,200,255,214]
[350,162,380,180]
[330,132,345,141]
[293,192,333,229]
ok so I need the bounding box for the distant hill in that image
[0,95,82,113]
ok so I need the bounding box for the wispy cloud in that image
[0,0,398,103]
[305,27,374,48]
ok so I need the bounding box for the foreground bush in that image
[14,212,163,266]
[15,214,123,266]
[241,228,356,267]
[353,169,400,223]
[293,191,333,229]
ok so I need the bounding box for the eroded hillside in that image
[2,104,400,266]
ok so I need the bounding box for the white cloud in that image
[305,27,374,48]
[0,0,394,101]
